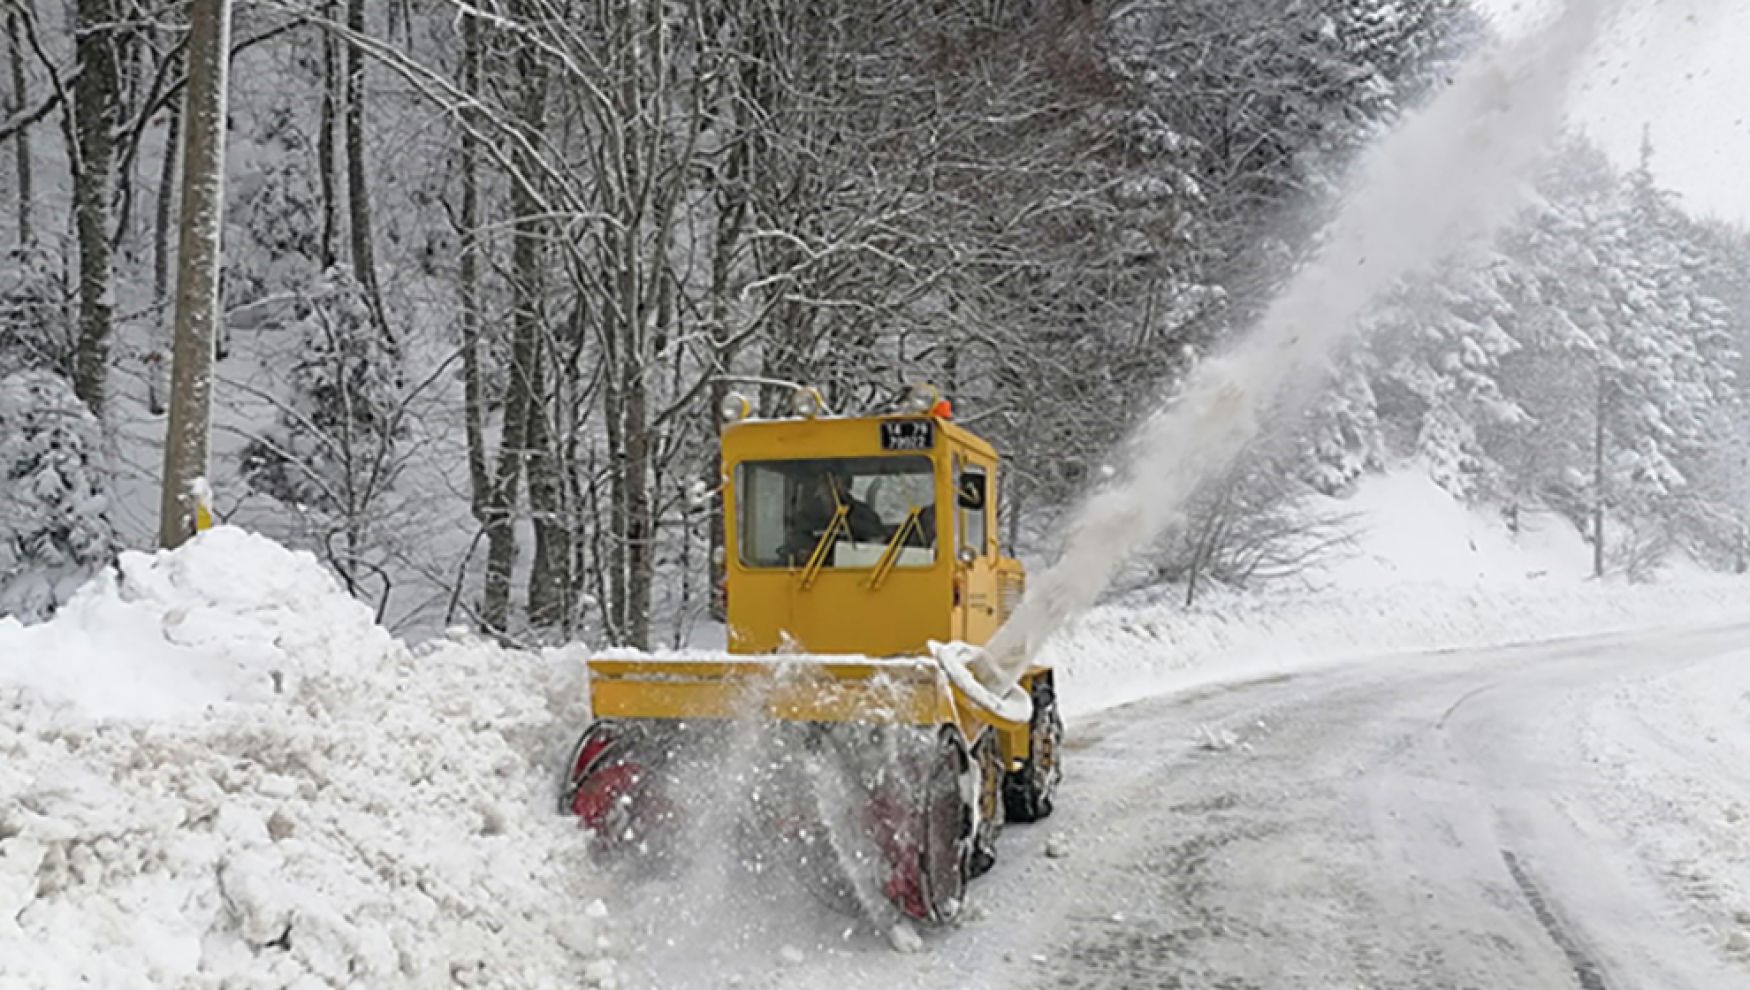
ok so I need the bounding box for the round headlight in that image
[792,387,823,418]
[718,391,750,423]
[902,383,939,414]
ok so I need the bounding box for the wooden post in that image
[159,0,231,548]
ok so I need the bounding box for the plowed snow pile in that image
[0,527,615,989]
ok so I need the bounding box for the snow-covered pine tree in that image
[0,370,116,621]
[1298,344,1386,495]
[1353,249,1524,499]
[1473,137,1738,573]
[1614,132,1741,565]
[1678,220,1750,569]
[0,242,75,378]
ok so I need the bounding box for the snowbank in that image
[0,526,396,719]
[1046,576,1750,718]
[1318,470,1592,586]
[1576,649,1750,956]
[0,528,614,989]
[1042,469,1750,717]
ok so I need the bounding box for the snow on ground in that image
[0,528,615,989]
[1041,468,1750,717]
[3,470,1748,987]
[1574,648,1750,958]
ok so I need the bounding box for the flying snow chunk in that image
[1194,724,1241,752]
[889,923,924,954]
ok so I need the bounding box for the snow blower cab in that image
[563,386,1062,925]
[724,395,1018,656]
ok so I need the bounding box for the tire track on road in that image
[1500,849,1609,990]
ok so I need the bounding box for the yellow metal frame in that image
[588,657,1040,746]
[594,658,953,727]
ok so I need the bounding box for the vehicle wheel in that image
[764,732,872,920]
[917,726,972,923]
[880,727,973,924]
[560,721,623,817]
[1003,673,1062,823]
[560,721,678,853]
[968,730,1004,878]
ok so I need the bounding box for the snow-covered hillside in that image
[1042,468,1750,716]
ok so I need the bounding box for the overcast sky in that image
[1477,0,1748,224]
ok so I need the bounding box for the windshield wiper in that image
[799,504,850,590]
[867,506,925,591]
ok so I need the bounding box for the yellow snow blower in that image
[561,386,1061,924]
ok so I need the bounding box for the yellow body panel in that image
[587,411,1043,762]
[720,415,1007,657]
[588,657,1033,731]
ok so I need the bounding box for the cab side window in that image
[958,464,988,557]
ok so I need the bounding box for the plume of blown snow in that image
[983,0,1621,682]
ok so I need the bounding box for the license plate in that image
[880,419,935,451]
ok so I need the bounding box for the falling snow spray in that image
[974,0,1622,689]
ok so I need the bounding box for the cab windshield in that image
[736,456,937,569]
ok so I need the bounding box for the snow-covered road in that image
[632,623,1750,989]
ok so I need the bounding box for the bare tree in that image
[149,36,184,417]
[317,0,339,270]
[482,0,564,637]
[513,4,569,633]
[151,88,181,303]
[456,8,489,524]
[1165,450,1359,606]
[342,0,384,338]
[5,1,31,245]
[159,0,231,548]
[70,0,121,413]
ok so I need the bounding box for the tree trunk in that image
[342,0,384,336]
[703,42,752,623]
[149,89,181,416]
[601,323,628,643]
[6,5,32,246]
[603,0,665,650]
[159,0,231,548]
[458,11,488,524]
[482,7,555,638]
[71,0,121,414]
[703,295,734,629]
[620,331,653,648]
[480,369,527,637]
[526,344,572,631]
[513,25,569,634]
[152,97,180,302]
[317,0,339,271]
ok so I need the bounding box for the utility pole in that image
[159,0,232,547]
[1591,365,1607,579]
